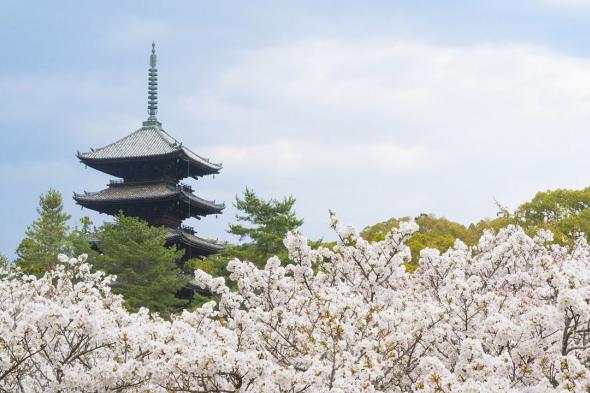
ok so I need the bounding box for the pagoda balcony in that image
[181,225,195,235]
[107,178,193,188]
[178,182,193,193]
[74,182,225,223]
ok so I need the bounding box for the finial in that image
[150,41,157,67]
[146,42,159,123]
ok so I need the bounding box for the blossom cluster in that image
[2,213,590,392]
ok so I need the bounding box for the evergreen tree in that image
[0,254,8,270]
[16,190,72,276]
[93,214,188,315]
[71,216,96,261]
[228,187,304,265]
[194,188,304,297]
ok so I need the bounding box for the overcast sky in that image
[2,0,590,258]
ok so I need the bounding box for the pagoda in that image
[74,43,224,260]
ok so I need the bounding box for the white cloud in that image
[173,40,590,157]
[170,39,590,239]
[6,37,590,250]
[206,140,431,174]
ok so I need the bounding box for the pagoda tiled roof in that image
[86,227,223,255]
[74,182,225,214]
[166,228,224,254]
[77,124,221,174]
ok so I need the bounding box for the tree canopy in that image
[15,190,95,276]
[193,188,304,294]
[92,214,188,315]
[361,187,590,269]
[510,187,590,245]
[0,254,8,270]
[228,187,304,264]
[16,190,74,276]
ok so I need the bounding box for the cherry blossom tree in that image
[2,212,590,392]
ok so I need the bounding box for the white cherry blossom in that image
[2,216,590,392]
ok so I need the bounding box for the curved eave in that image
[77,148,221,177]
[73,191,176,204]
[166,230,225,254]
[179,191,225,215]
[77,150,178,163]
[73,189,224,218]
[178,148,222,175]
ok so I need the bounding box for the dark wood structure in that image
[74,43,224,260]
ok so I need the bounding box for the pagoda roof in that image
[74,182,225,215]
[87,227,223,256]
[166,228,224,255]
[77,124,222,175]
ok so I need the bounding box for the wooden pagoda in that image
[74,43,224,260]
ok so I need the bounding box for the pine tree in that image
[71,216,96,261]
[228,187,304,265]
[0,254,9,270]
[93,214,188,315]
[16,190,72,276]
[193,188,304,299]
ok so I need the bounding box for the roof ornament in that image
[145,41,159,125]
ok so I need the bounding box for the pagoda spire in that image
[146,42,159,124]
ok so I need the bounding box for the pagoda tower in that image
[74,43,224,260]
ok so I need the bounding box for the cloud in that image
[168,39,590,239]
[5,37,590,255]
[206,140,431,174]
[173,40,590,159]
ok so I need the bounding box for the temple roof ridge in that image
[166,228,224,252]
[77,124,222,171]
[86,227,224,254]
[73,181,225,213]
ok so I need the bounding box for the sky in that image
[2,0,590,258]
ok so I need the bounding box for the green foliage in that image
[196,189,304,304]
[407,214,476,259]
[0,254,9,270]
[508,187,590,246]
[71,216,96,260]
[518,188,590,223]
[227,188,304,266]
[361,187,590,270]
[362,214,479,269]
[93,214,188,316]
[463,188,590,248]
[186,248,233,279]
[16,190,73,276]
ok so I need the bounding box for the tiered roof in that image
[77,124,221,179]
[74,42,224,259]
[165,228,224,255]
[74,182,224,218]
[86,227,223,257]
